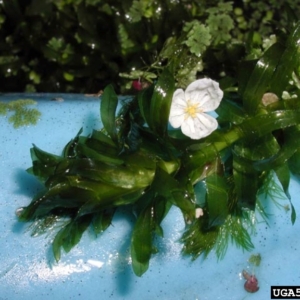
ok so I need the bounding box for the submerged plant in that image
[0,99,41,128]
[17,21,300,277]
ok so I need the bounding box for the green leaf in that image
[76,143,124,165]
[63,128,83,158]
[152,196,171,237]
[241,42,284,114]
[149,68,175,137]
[128,0,144,23]
[241,110,300,139]
[216,98,246,125]
[118,24,135,53]
[68,157,155,189]
[151,167,195,219]
[90,129,117,147]
[131,206,153,276]
[274,163,291,200]
[205,174,228,227]
[66,177,139,204]
[206,7,234,44]
[138,84,154,126]
[28,144,63,179]
[253,126,300,171]
[282,4,299,31]
[92,209,115,235]
[233,151,260,210]
[274,163,296,225]
[269,22,300,96]
[241,22,300,115]
[52,215,92,261]
[100,84,118,144]
[182,21,211,56]
[185,109,300,172]
[289,150,300,175]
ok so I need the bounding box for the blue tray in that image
[1,94,299,299]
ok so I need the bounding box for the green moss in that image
[0,99,41,128]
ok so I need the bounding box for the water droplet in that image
[15,207,24,217]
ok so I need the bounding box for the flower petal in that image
[181,117,196,138]
[171,89,186,107]
[185,78,223,112]
[169,89,186,128]
[169,111,185,128]
[181,113,218,139]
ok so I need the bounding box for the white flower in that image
[169,78,223,139]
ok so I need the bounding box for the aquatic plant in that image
[0,99,41,128]
[17,20,300,276]
[248,254,261,267]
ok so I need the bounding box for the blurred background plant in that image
[0,0,299,94]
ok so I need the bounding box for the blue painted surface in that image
[1,93,300,300]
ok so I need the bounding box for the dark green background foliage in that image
[0,0,299,93]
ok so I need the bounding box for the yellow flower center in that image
[184,100,202,119]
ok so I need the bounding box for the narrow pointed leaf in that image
[138,84,154,126]
[152,167,194,219]
[149,68,175,136]
[62,215,92,253]
[289,150,300,175]
[233,150,261,210]
[93,209,115,235]
[131,206,152,276]
[205,174,228,227]
[253,126,300,171]
[216,98,246,124]
[76,143,124,165]
[274,164,291,200]
[52,215,91,261]
[270,22,300,96]
[100,84,118,144]
[241,43,284,114]
[63,128,83,158]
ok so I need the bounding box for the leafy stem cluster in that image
[17,21,300,276]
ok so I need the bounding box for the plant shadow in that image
[109,207,136,296]
[11,168,43,234]
[13,167,43,197]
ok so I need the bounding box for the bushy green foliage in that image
[0,0,300,93]
[182,21,211,56]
